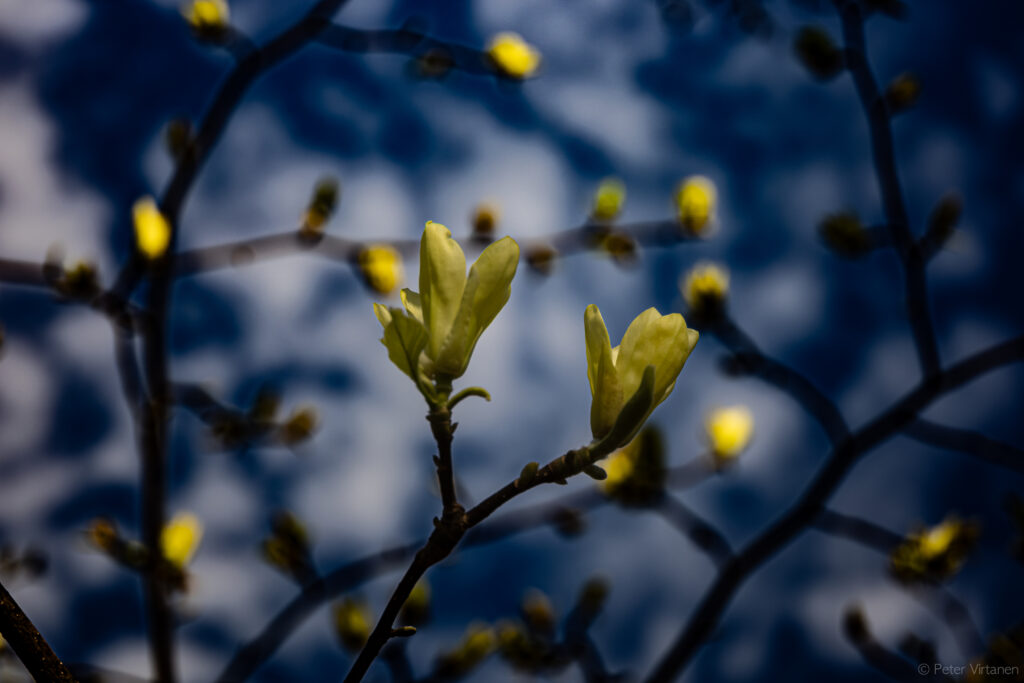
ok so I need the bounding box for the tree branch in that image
[645,336,1024,682]
[0,578,78,682]
[656,494,734,568]
[834,0,941,378]
[904,419,1024,475]
[710,317,849,445]
[220,458,711,681]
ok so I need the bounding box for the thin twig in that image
[656,494,734,568]
[834,0,941,378]
[904,419,1024,475]
[710,317,849,445]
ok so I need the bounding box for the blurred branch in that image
[217,460,711,681]
[710,316,849,445]
[814,508,902,549]
[645,335,1024,682]
[904,419,1024,475]
[834,0,940,378]
[656,494,734,568]
[0,578,78,682]
[843,610,935,683]
[171,220,694,280]
[315,25,493,76]
[815,509,985,659]
[120,4,366,680]
[0,257,48,288]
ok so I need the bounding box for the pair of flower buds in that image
[375,222,699,451]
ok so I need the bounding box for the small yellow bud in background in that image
[599,426,666,506]
[884,72,921,114]
[300,177,340,238]
[591,178,627,222]
[471,202,500,242]
[819,212,872,258]
[333,598,371,653]
[436,622,497,678]
[705,405,754,462]
[486,32,541,80]
[521,590,556,634]
[525,243,558,276]
[183,0,230,34]
[356,245,403,295]
[674,175,717,234]
[601,231,637,267]
[55,261,101,300]
[133,196,171,260]
[86,518,119,553]
[793,25,844,81]
[261,510,313,582]
[400,579,431,627]
[279,405,318,445]
[681,261,729,316]
[889,516,979,584]
[161,513,203,569]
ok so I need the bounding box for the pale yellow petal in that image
[419,221,466,363]
[436,237,519,378]
[584,305,623,439]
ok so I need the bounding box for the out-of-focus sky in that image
[1,0,1023,681]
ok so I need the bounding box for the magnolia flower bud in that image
[133,196,171,260]
[161,512,203,569]
[674,175,717,235]
[486,33,541,80]
[591,178,627,222]
[357,245,403,295]
[705,405,754,463]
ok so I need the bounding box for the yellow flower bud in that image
[161,513,203,569]
[183,0,230,33]
[681,261,729,313]
[357,245,403,295]
[889,516,979,584]
[591,178,627,222]
[374,222,519,395]
[585,306,698,448]
[705,405,754,461]
[599,426,666,505]
[674,175,717,234]
[333,598,371,653]
[486,32,541,80]
[133,196,171,260]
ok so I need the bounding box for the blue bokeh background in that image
[1,0,1023,681]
